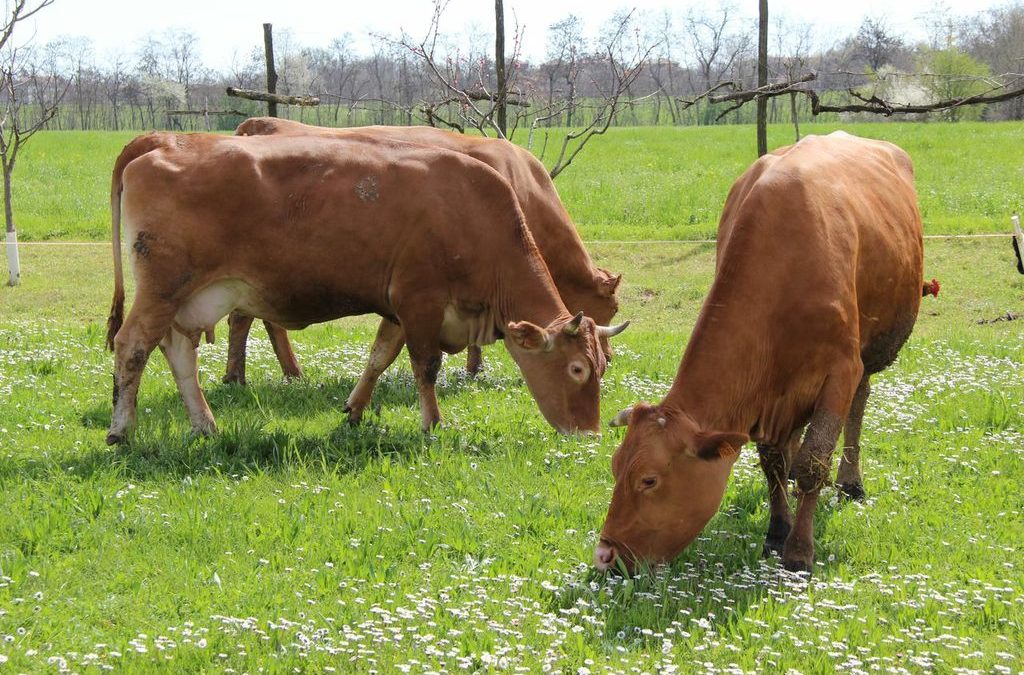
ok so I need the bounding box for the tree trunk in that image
[264,23,279,118]
[3,160,19,287]
[494,0,507,137]
[756,0,768,157]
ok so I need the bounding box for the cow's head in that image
[504,311,628,434]
[594,403,748,572]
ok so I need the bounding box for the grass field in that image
[11,121,1024,241]
[0,233,1022,670]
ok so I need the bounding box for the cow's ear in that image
[506,321,553,352]
[692,431,749,461]
[596,268,622,296]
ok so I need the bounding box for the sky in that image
[20,0,1003,70]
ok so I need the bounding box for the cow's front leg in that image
[264,320,303,380]
[758,429,801,557]
[784,362,861,573]
[401,316,445,432]
[408,347,443,432]
[223,311,254,385]
[465,345,483,376]
[344,318,405,424]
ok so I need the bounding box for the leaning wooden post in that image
[264,23,278,118]
[756,0,768,157]
[1013,213,1023,274]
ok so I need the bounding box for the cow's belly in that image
[172,279,372,340]
[438,304,499,354]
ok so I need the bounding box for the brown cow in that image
[594,132,925,574]
[224,118,622,404]
[105,132,627,443]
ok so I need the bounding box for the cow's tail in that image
[106,133,167,351]
[922,278,941,298]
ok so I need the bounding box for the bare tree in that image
[852,17,906,72]
[102,50,129,130]
[2,0,64,286]
[542,14,584,127]
[772,14,815,139]
[540,10,655,178]
[683,5,753,125]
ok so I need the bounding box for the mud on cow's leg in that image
[758,429,801,558]
[159,327,218,436]
[783,362,861,573]
[837,377,870,501]
[344,318,406,425]
[264,320,303,380]
[223,311,254,385]
[107,304,177,445]
[465,345,483,376]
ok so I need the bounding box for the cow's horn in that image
[608,406,634,428]
[597,321,630,338]
[563,311,585,336]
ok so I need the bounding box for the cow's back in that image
[717,132,923,369]
[238,120,572,250]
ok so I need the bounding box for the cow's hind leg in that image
[758,429,801,557]
[107,301,177,445]
[160,328,217,436]
[784,359,863,573]
[465,345,483,376]
[223,311,254,385]
[264,320,303,380]
[344,318,406,424]
[837,376,870,501]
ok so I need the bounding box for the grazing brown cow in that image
[224,118,622,404]
[105,132,628,443]
[594,132,925,574]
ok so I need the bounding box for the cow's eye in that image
[568,361,588,381]
[639,476,658,491]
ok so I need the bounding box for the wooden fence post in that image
[264,23,278,118]
[756,0,768,157]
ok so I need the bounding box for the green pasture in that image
[0,236,1021,671]
[12,121,1024,242]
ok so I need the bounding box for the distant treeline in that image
[9,2,1024,134]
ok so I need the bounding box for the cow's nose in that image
[594,540,617,571]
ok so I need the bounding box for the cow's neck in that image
[661,249,773,438]
[495,244,571,330]
[527,204,599,298]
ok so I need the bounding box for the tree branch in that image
[225,87,320,106]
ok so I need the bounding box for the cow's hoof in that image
[782,556,813,574]
[191,423,218,437]
[838,481,866,502]
[106,431,123,446]
[343,403,363,426]
[222,375,245,386]
[762,519,791,558]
